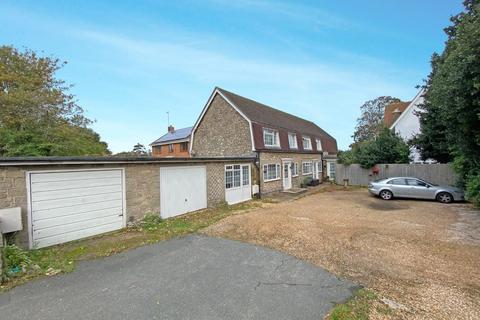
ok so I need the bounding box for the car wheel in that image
[379,190,393,200]
[436,192,453,203]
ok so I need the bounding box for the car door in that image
[406,178,436,199]
[387,178,409,197]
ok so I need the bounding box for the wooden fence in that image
[334,163,457,186]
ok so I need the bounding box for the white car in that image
[368,177,465,203]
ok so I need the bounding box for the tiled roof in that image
[150,126,193,146]
[384,101,410,128]
[216,88,338,153]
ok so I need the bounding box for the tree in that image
[415,0,480,204]
[339,128,410,168]
[132,143,147,155]
[353,96,400,143]
[0,46,110,156]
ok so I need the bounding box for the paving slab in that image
[0,234,358,320]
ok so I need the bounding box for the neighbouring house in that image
[150,125,192,158]
[384,88,433,163]
[190,87,338,199]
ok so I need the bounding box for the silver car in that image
[368,177,464,203]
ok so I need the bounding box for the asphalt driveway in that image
[0,234,357,320]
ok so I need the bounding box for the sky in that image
[0,0,464,152]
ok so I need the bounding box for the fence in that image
[334,163,457,186]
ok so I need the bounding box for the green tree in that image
[132,143,147,155]
[356,128,410,168]
[415,0,480,203]
[353,96,400,143]
[0,46,110,156]
[340,128,410,168]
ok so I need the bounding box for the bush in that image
[466,174,480,207]
[3,245,31,277]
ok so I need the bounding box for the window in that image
[316,138,322,151]
[328,162,335,180]
[242,165,250,186]
[180,142,188,152]
[225,165,241,189]
[317,161,322,173]
[263,128,280,148]
[406,179,428,187]
[292,163,299,177]
[302,161,313,175]
[288,133,298,149]
[168,144,174,153]
[263,164,281,181]
[388,178,407,185]
[302,136,312,150]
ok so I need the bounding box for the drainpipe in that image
[254,151,261,198]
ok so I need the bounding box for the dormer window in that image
[316,138,322,151]
[302,136,312,150]
[288,133,298,149]
[263,128,280,148]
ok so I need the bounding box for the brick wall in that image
[259,152,321,194]
[152,142,190,158]
[0,161,237,248]
[192,94,255,158]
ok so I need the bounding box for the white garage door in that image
[28,169,125,249]
[160,166,207,219]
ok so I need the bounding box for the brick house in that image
[190,87,338,196]
[150,125,192,158]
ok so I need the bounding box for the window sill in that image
[263,178,281,183]
[264,145,281,149]
[302,172,313,176]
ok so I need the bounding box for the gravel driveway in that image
[0,234,357,320]
[204,188,480,319]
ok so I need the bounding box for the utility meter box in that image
[0,207,23,234]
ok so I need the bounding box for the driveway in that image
[0,235,357,320]
[204,188,480,319]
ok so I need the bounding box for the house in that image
[150,125,192,158]
[190,87,338,197]
[384,88,428,163]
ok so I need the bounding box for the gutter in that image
[0,156,256,167]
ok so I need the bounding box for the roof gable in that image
[389,88,425,129]
[150,126,193,146]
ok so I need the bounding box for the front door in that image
[283,161,292,190]
[313,161,322,179]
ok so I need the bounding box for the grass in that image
[327,289,392,320]
[0,200,262,292]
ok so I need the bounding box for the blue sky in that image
[0,0,463,152]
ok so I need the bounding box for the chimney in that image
[392,108,402,123]
[168,125,175,133]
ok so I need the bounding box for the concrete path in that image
[0,235,358,320]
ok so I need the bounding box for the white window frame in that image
[263,163,281,182]
[292,162,299,177]
[316,138,322,151]
[302,161,313,175]
[302,136,312,150]
[263,128,280,148]
[225,164,242,190]
[288,133,298,149]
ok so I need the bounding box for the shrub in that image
[466,173,480,207]
[3,245,31,277]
